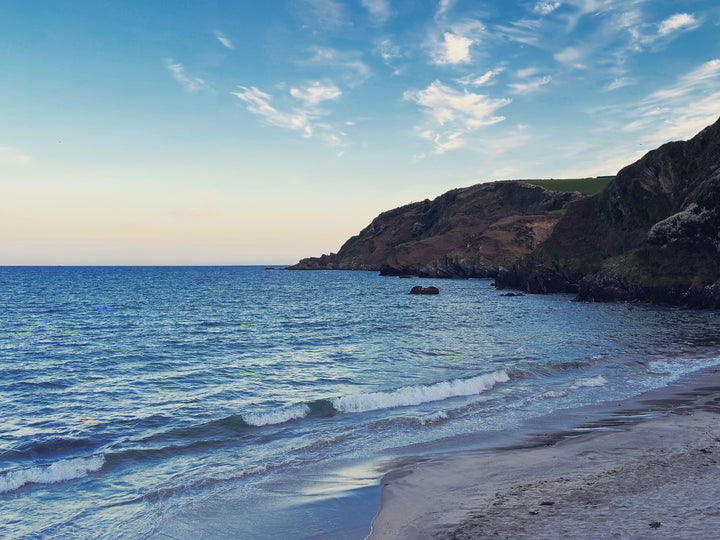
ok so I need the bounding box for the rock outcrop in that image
[497,116,720,308]
[289,181,582,278]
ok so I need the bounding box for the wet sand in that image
[369,372,720,539]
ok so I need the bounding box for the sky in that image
[2,0,720,265]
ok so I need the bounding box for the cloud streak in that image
[232,83,344,146]
[166,61,210,92]
[214,31,234,49]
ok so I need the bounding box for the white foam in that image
[570,375,607,389]
[541,390,569,399]
[243,404,310,426]
[332,371,509,413]
[648,356,720,378]
[418,411,448,425]
[0,455,105,494]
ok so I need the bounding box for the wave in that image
[570,375,608,389]
[0,455,105,494]
[649,356,720,378]
[243,404,311,427]
[331,371,509,413]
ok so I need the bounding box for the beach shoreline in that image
[369,368,720,539]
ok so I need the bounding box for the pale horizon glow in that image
[2,1,719,264]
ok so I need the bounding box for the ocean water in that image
[2,266,720,538]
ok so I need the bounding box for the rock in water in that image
[409,286,439,295]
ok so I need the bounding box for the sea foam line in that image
[0,455,105,494]
[332,371,509,413]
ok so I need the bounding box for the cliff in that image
[288,181,582,278]
[497,116,720,308]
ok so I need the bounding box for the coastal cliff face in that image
[288,181,581,278]
[497,116,720,307]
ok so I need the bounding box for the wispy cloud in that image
[166,60,210,92]
[0,146,31,166]
[404,80,511,154]
[658,13,699,36]
[554,46,583,66]
[362,0,392,24]
[289,81,342,106]
[616,59,720,146]
[604,77,634,91]
[233,86,314,137]
[214,30,234,49]
[509,68,552,94]
[298,0,348,29]
[232,84,344,146]
[457,68,504,87]
[435,0,456,21]
[508,76,551,94]
[301,46,371,87]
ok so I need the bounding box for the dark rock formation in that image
[289,181,582,278]
[409,286,440,295]
[497,116,720,308]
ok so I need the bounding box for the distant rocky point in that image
[288,180,589,278]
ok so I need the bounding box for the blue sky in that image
[2,0,720,264]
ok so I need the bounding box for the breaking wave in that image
[0,455,105,494]
[331,371,509,413]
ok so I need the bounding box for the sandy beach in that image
[370,372,720,539]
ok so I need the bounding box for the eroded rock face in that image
[288,181,582,278]
[497,116,720,308]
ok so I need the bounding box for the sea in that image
[2,266,720,539]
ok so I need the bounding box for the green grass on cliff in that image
[524,176,613,195]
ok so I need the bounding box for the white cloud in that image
[362,0,391,24]
[432,32,474,65]
[166,61,210,92]
[290,81,342,106]
[508,75,551,94]
[232,86,313,137]
[658,13,699,36]
[457,68,504,87]
[0,146,31,166]
[404,80,511,154]
[232,85,345,146]
[533,1,561,15]
[214,31,234,49]
[554,46,582,64]
[604,77,634,91]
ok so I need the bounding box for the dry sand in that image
[369,377,720,539]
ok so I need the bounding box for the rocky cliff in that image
[289,181,582,278]
[497,116,720,308]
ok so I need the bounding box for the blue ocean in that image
[2,266,720,538]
